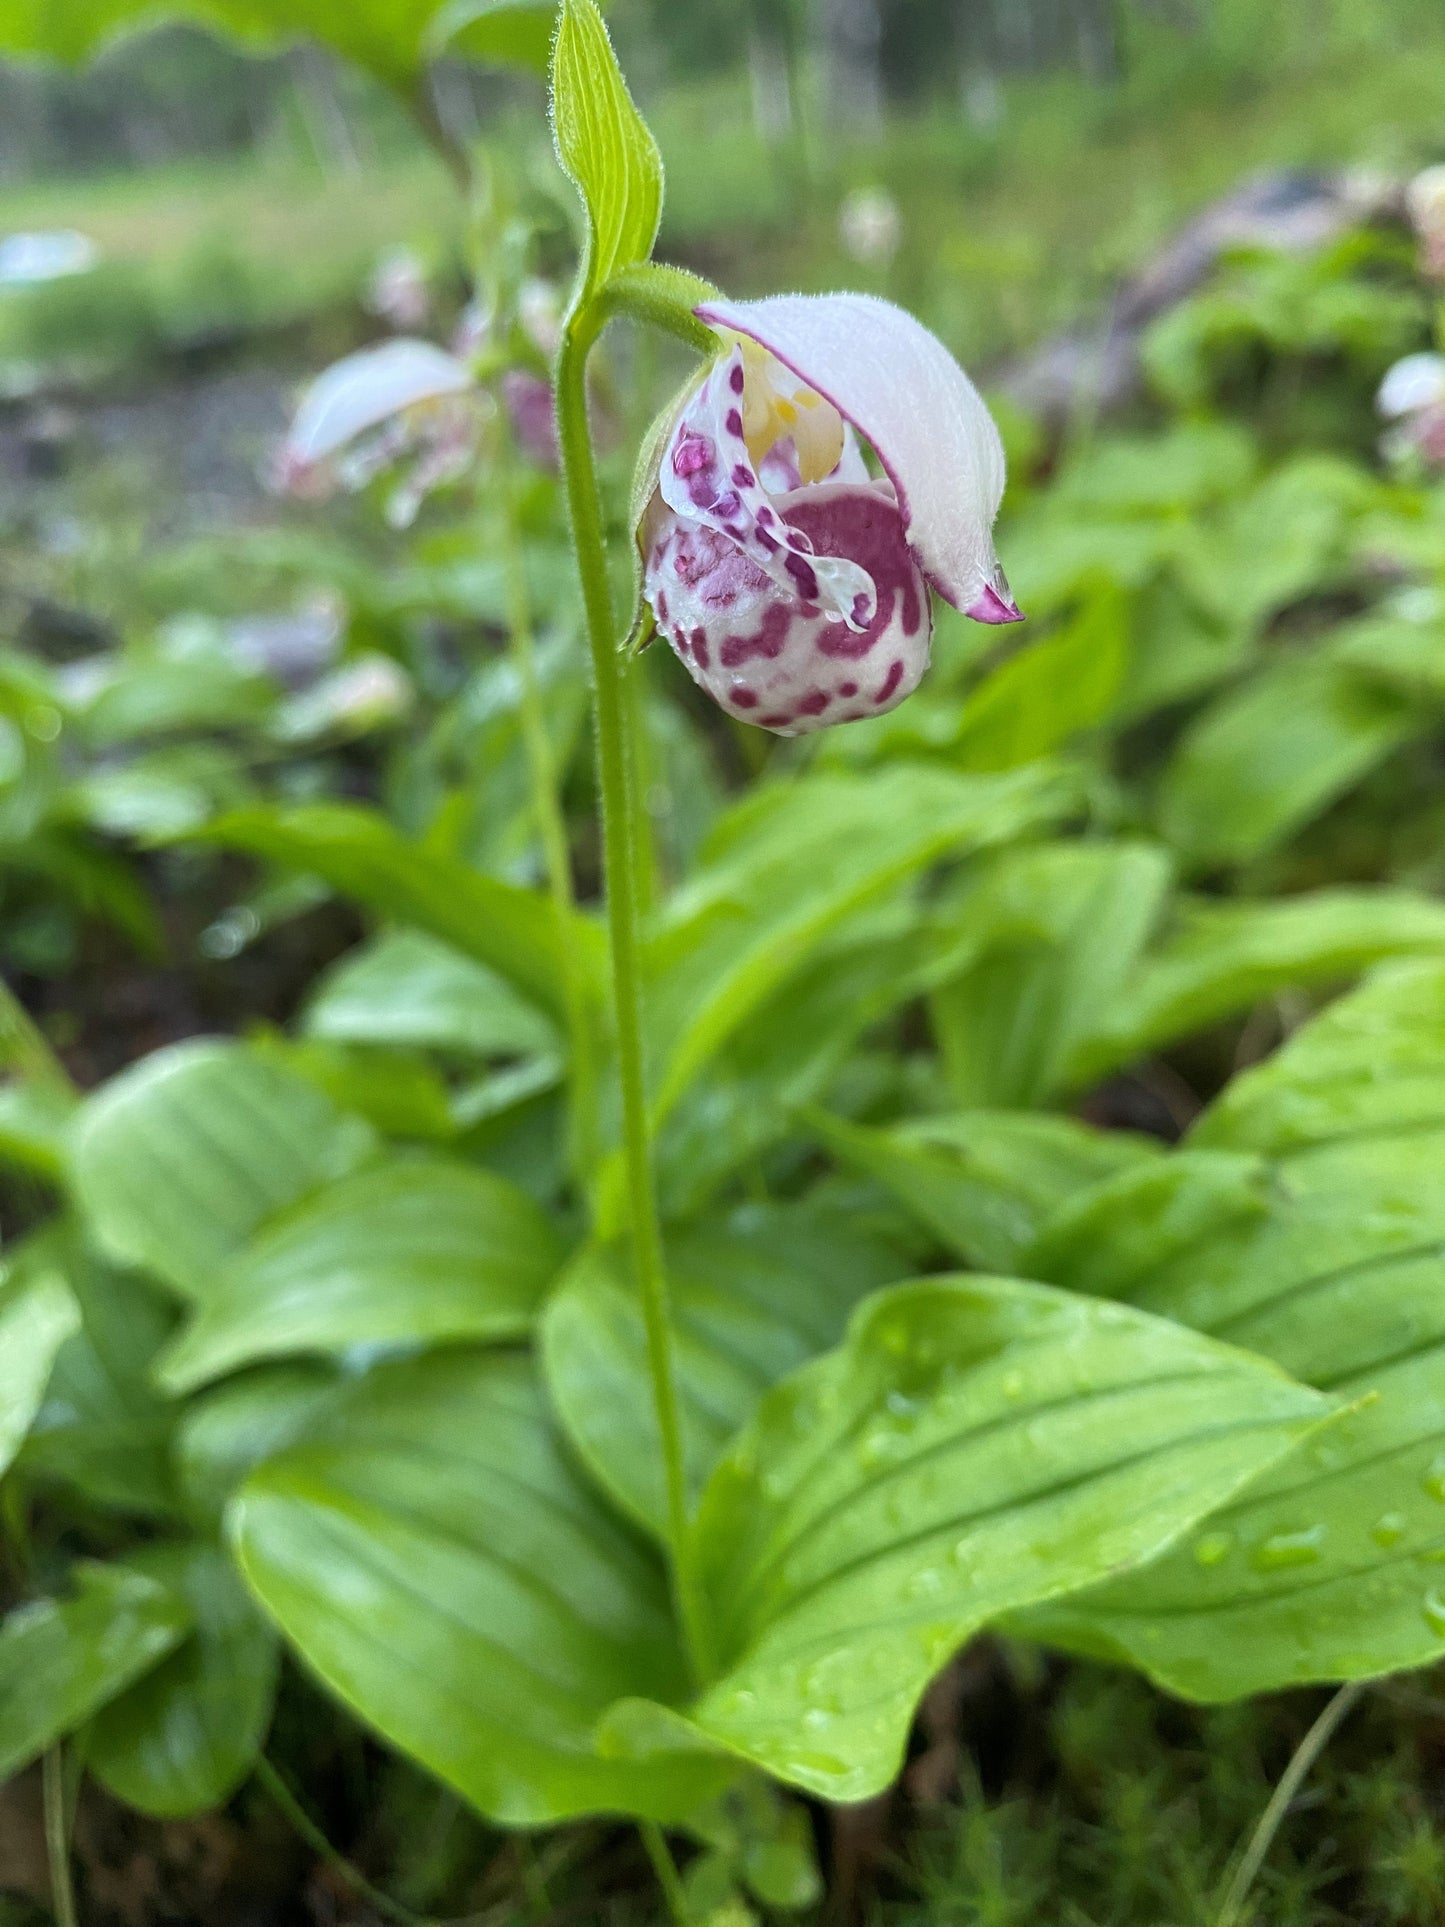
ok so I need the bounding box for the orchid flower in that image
[638,293,1018,737]
[277,338,480,528]
[1377,351,1445,468]
[1406,165,1445,281]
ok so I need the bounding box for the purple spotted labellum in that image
[638,292,1019,736]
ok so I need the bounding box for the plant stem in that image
[554,313,712,1680]
[1214,1681,1366,1927]
[499,444,601,1188]
[42,1745,78,1927]
[255,1755,430,1927]
[639,1820,691,1926]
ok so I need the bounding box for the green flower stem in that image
[498,439,601,1188]
[639,1820,691,1925]
[42,1746,78,1927]
[555,310,712,1681]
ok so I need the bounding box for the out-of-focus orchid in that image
[1406,165,1445,281]
[1377,351,1445,468]
[276,338,483,528]
[838,188,902,269]
[639,292,1017,736]
[366,246,432,331]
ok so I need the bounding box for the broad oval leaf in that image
[682,1276,1328,1801]
[0,1564,191,1781]
[156,1154,564,1394]
[0,1239,79,1479]
[543,1201,910,1537]
[230,1350,735,1825]
[1015,986,1445,1698]
[69,1040,376,1300]
[303,928,559,1062]
[551,0,662,302]
[87,1542,278,1818]
[196,804,598,1026]
[646,763,1076,1129]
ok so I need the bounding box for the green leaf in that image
[87,1542,278,1818]
[303,929,560,1062]
[928,841,1172,1108]
[176,1365,344,1529]
[0,1240,79,1479]
[0,0,527,90]
[0,1078,75,1179]
[197,804,593,1026]
[0,1563,191,1781]
[542,1202,908,1537]
[21,1234,179,1516]
[674,1276,1327,1801]
[646,763,1075,1128]
[811,1110,1163,1272]
[70,1040,377,1301]
[156,1154,564,1394]
[1015,1128,1445,1694]
[954,588,1131,772]
[551,0,663,302]
[1155,655,1415,869]
[428,0,559,75]
[1064,888,1445,1089]
[1191,957,1445,1156]
[230,1351,735,1824]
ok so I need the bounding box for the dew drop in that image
[802,1707,833,1732]
[1193,1531,1234,1567]
[1250,1525,1326,1571]
[1371,1511,1408,1549]
[1423,1591,1445,1637]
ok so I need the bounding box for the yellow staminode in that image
[737,338,845,484]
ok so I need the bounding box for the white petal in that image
[697,292,1008,612]
[285,340,474,466]
[1377,352,1445,420]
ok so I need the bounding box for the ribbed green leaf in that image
[543,1202,908,1537]
[230,1350,735,1825]
[674,1277,1327,1801]
[0,1239,78,1479]
[157,1155,563,1393]
[70,1040,376,1300]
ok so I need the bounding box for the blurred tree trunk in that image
[813,0,883,129]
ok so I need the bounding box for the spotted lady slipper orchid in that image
[638,293,1018,736]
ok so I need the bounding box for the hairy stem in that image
[555,313,712,1679]
[499,445,600,1187]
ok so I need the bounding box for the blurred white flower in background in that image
[0,230,97,286]
[1376,350,1445,467]
[365,246,431,331]
[838,187,902,269]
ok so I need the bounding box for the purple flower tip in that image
[964,582,1024,625]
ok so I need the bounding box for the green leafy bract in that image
[551,0,663,305]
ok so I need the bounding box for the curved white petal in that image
[285,339,473,466]
[697,292,1009,613]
